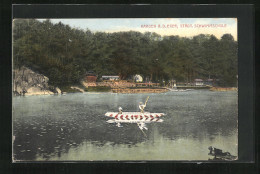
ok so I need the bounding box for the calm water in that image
[13,90,238,161]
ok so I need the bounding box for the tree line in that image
[13,19,238,87]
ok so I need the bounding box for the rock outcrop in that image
[13,66,57,96]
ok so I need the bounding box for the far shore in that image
[13,86,238,96]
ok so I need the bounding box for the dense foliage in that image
[13,19,238,87]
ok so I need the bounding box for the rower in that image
[139,102,145,113]
[118,107,123,114]
[139,96,149,113]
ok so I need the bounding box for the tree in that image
[13,19,238,87]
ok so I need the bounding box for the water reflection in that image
[13,90,238,161]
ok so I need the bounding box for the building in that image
[85,71,97,82]
[134,74,143,83]
[102,76,120,81]
[204,79,214,86]
[194,79,204,86]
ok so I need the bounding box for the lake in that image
[13,90,238,161]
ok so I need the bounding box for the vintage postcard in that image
[12,18,238,161]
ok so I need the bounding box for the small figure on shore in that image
[118,107,123,114]
[22,89,26,96]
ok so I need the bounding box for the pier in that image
[175,86,211,90]
[111,88,168,93]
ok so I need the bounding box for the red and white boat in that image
[105,96,165,131]
[105,112,165,130]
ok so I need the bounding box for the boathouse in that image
[85,71,97,82]
[194,79,204,86]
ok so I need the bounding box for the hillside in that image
[13,19,238,87]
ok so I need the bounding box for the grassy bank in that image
[85,86,111,92]
[59,86,83,93]
[59,83,88,93]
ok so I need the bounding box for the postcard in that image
[12,18,238,161]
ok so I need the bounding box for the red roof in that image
[86,76,97,82]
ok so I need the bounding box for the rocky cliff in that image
[13,66,61,96]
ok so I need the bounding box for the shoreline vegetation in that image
[13,65,237,96]
[14,86,238,96]
[13,19,238,96]
[12,66,237,96]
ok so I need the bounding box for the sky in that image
[38,18,237,40]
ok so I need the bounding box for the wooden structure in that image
[85,71,97,82]
[135,82,160,87]
[86,76,97,82]
[102,76,120,81]
[111,88,168,93]
[194,79,204,86]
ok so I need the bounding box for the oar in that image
[144,96,150,106]
[137,123,147,137]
